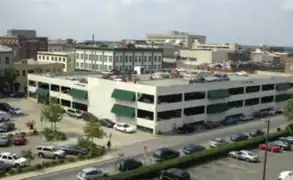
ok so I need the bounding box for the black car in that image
[273,140,291,150]
[176,125,195,134]
[160,168,191,180]
[249,130,265,137]
[182,144,206,155]
[153,148,180,162]
[0,103,12,112]
[0,163,12,173]
[10,92,26,98]
[58,144,88,156]
[116,158,143,172]
[99,119,115,128]
[0,122,15,133]
[230,133,249,142]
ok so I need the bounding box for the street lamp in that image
[262,119,270,180]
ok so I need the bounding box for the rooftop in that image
[73,45,163,52]
[0,44,12,52]
[48,39,67,45]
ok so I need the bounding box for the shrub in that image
[57,159,65,165]
[43,128,67,141]
[42,161,53,168]
[99,130,289,180]
[51,160,59,166]
[66,157,77,163]
[35,163,43,170]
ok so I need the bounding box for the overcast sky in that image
[0,0,292,46]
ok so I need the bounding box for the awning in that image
[111,104,135,117]
[275,94,289,102]
[111,89,135,101]
[35,88,49,97]
[276,83,291,91]
[208,89,230,99]
[69,88,88,100]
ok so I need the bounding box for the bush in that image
[42,161,53,168]
[77,138,105,157]
[43,128,67,141]
[66,157,77,163]
[35,163,43,170]
[99,130,289,180]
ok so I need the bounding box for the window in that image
[158,56,162,62]
[81,54,84,59]
[245,98,259,106]
[129,56,132,62]
[85,54,88,60]
[149,56,152,62]
[227,100,243,108]
[80,63,84,68]
[22,71,26,76]
[138,56,141,62]
[144,56,147,62]
[228,87,244,95]
[261,96,274,103]
[184,92,205,101]
[76,62,79,67]
[154,56,157,61]
[262,84,274,91]
[125,56,128,62]
[184,106,205,116]
[109,56,113,62]
[246,86,260,93]
[28,80,36,87]
[63,57,66,62]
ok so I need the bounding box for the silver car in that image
[209,138,228,148]
[77,167,108,180]
[228,150,259,162]
[0,135,9,146]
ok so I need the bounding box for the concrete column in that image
[153,94,158,135]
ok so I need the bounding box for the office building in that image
[74,46,163,72]
[27,70,293,134]
[0,45,13,76]
[192,40,240,51]
[179,49,229,63]
[7,29,36,38]
[37,51,75,72]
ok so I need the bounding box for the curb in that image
[3,153,121,180]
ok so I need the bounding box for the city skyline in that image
[0,0,292,46]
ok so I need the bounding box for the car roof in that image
[0,152,14,156]
[82,167,102,173]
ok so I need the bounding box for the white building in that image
[27,71,293,135]
[0,44,13,76]
[74,46,163,72]
[37,51,75,72]
[192,40,240,51]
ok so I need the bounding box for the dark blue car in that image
[182,144,206,155]
[230,134,249,142]
[10,92,26,98]
[221,118,239,126]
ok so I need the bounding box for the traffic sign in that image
[144,145,148,153]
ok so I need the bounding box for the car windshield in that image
[11,155,20,160]
[123,124,129,128]
[246,152,255,156]
[79,171,87,177]
[51,147,59,151]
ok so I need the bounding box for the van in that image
[160,168,191,180]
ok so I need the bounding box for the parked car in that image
[0,152,28,168]
[279,136,293,144]
[249,130,264,137]
[153,148,180,162]
[253,111,269,118]
[36,145,66,159]
[116,158,143,172]
[160,168,191,180]
[77,167,108,180]
[0,162,13,173]
[273,140,292,151]
[239,115,254,121]
[230,133,249,142]
[176,125,195,134]
[221,117,239,126]
[201,121,220,129]
[9,107,24,115]
[82,112,98,121]
[182,144,206,155]
[99,119,115,128]
[0,103,12,112]
[66,109,83,118]
[259,142,281,152]
[228,150,259,162]
[0,111,11,122]
[278,171,293,180]
[0,135,10,146]
[12,133,26,145]
[209,138,229,148]
[59,144,88,156]
[10,92,26,98]
[0,122,15,133]
[113,123,136,133]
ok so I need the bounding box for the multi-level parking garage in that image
[27,70,293,134]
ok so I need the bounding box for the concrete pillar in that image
[153,94,158,135]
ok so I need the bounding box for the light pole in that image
[262,119,270,180]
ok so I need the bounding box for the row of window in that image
[38,55,69,62]
[18,68,62,77]
[75,62,161,71]
[0,56,11,65]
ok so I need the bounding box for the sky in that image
[0,0,292,46]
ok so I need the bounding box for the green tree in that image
[284,98,293,131]
[83,118,104,154]
[21,149,35,165]
[4,67,17,92]
[41,103,64,131]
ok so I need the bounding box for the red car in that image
[12,134,27,145]
[201,121,220,129]
[259,142,281,152]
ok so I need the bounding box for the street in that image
[28,115,286,180]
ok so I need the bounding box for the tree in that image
[3,67,17,92]
[284,98,293,131]
[21,149,35,165]
[41,103,64,131]
[83,118,104,154]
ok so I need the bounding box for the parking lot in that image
[185,149,293,180]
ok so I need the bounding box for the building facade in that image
[27,71,293,134]
[18,36,48,60]
[75,46,163,72]
[179,49,229,63]
[0,45,13,76]
[7,29,36,38]
[13,59,63,92]
[37,51,75,72]
[146,31,206,48]
[192,40,240,51]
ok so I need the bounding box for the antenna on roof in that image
[92,34,95,46]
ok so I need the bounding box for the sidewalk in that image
[4,152,120,180]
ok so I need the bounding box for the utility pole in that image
[262,119,270,180]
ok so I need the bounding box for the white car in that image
[66,109,83,118]
[228,150,259,162]
[0,152,28,167]
[9,107,23,115]
[77,167,108,180]
[209,138,228,148]
[279,171,293,180]
[113,123,136,133]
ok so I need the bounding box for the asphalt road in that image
[28,115,286,180]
